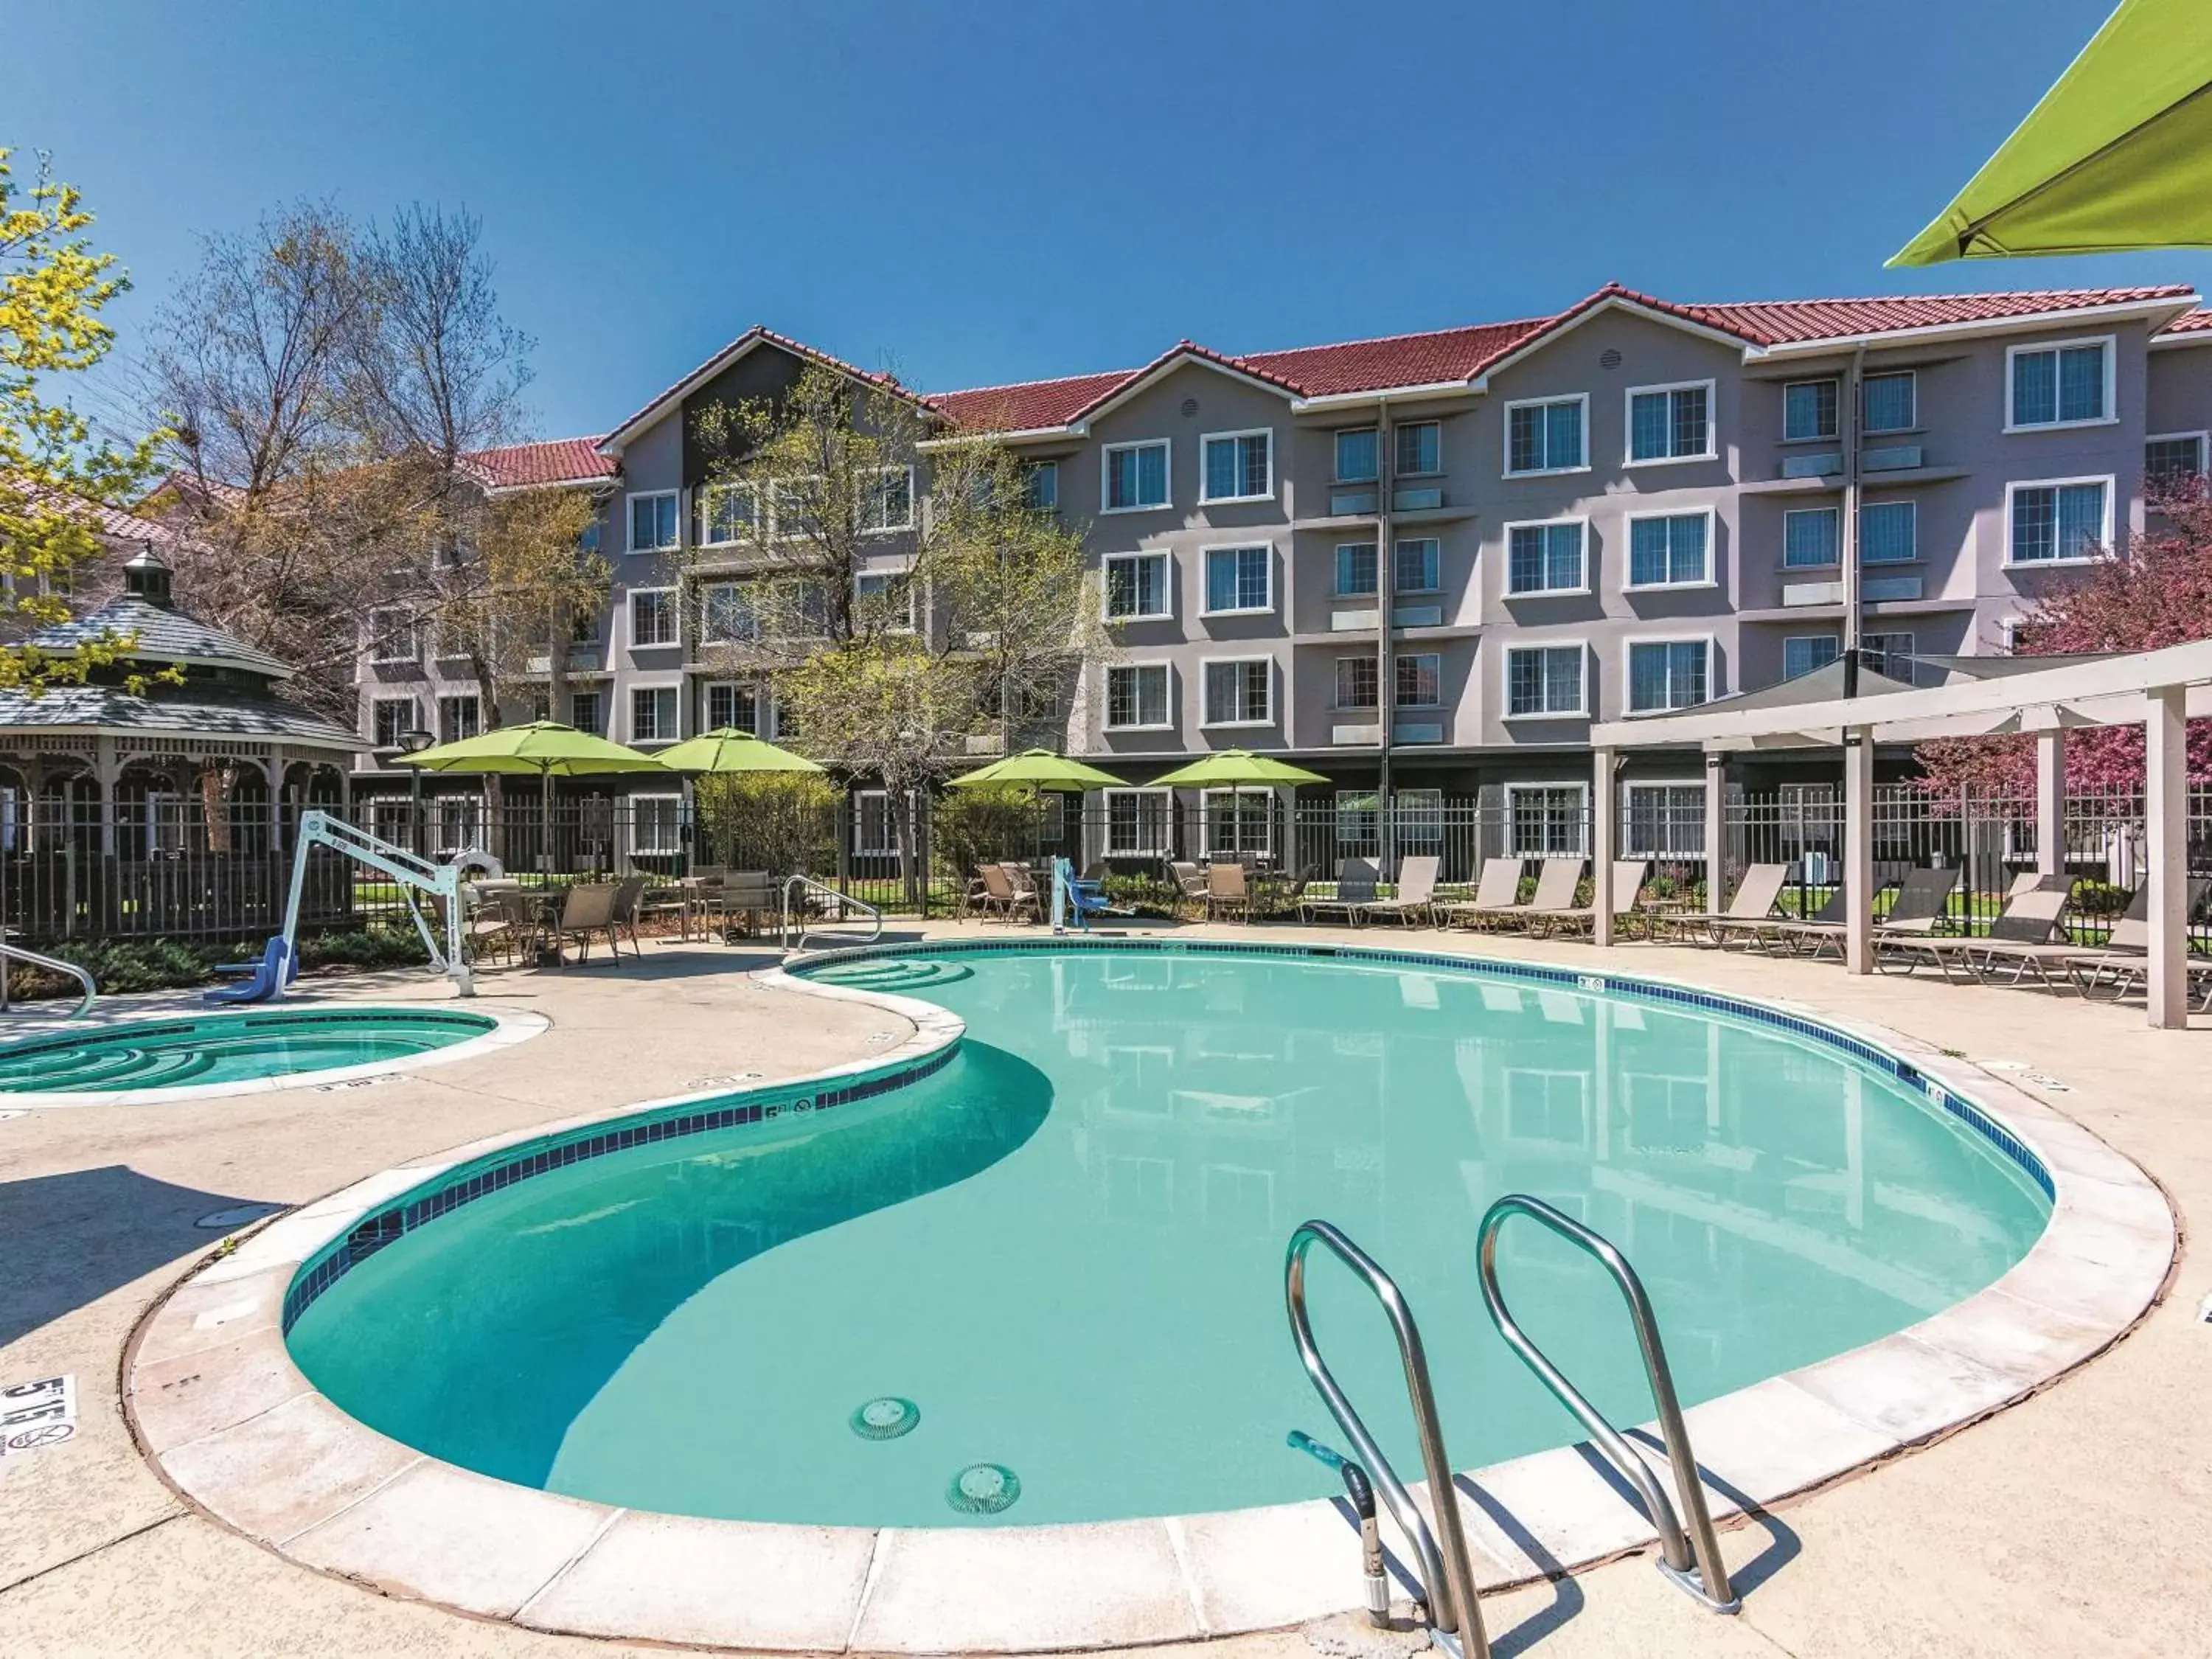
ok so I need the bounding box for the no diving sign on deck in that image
[1,1374,77,1458]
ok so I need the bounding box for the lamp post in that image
[399,726,435,855]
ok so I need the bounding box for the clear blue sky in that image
[10,0,2209,446]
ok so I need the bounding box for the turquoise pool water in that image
[285,947,2048,1528]
[0,1007,498,1093]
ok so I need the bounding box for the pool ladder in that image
[0,939,96,1019]
[1284,1197,1737,1655]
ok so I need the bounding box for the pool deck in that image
[1,921,2208,1658]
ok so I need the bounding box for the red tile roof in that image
[465,436,619,490]
[925,369,1140,432]
[1659,284,2199,346]
[1236,316,1554,397]
[2160,306,2212,335]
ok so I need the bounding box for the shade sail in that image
[654,728,824,775]
[946,748,1123,790]
[1146,748,1328,788]
[1892,0,2212,264]
[394,720,668,776]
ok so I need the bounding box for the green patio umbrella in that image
[393,720,668,821]
[946,748,1123,790]
[655,728,824,775]
[1146,748,1328,789]
[1892,0,2212,265]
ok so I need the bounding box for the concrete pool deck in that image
[1,924,2208,1657]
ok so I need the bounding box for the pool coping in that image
[122,939,2176,1655]
[0,1002,552,1107]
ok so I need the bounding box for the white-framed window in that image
[1102,439,1171,512]
[1504,643,1587,717]
[1625,509,1713,588]
[2006,335,2113,431]
[1861,499,1918,564]
[1626,379,1715,464]
[1334,542,1377,597]
[1503,394,1588,476]
[630,586,678,647]
[1395,420,1441,477]
[703,681,759,733]
[432,609,477,662]
[2146,431,2209,481]
[1335,654,1379,709]
[1783,634,1840,679]
[699,579,757,644]
[1782,378,1839,442]
[771,476,821,538]
[371,697,416,748]
[437,693,481,742]
[1201,658,1273,726]
[855,568,917,631]
[1334,427,1379,484]
[1023,459,1060,510]
[1862,369,1916,434]
[698,481,758,546]
[852,790,900,856]
[627,490,680,553]
[1394,538,1440,594]
[1862,630,1917,680]
[861,465,916,534]
[630,793,684,857]
[1201,787,1273,856]
[368,608,419,666]
[1103,787,1171,855]
[1624,782,1704,858]
[1505,518,1587,596]
[1627,638,1711,712]
[1506,782,1588,855]
[1202,544,1272,615]
[2006,476,2112,565]
[1783,506,1840,568]
[1395,653,1441,707]
[1105,662,1172,730]
[1200,428,1273,503]
[1397,787,1444,851]
[568,689,604,735]
[630,684,678,742]
[431,796,484,858]
[1104,551,1171,620]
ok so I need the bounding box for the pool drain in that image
[947,1461,1020,1515]
[850,1397,920,1440]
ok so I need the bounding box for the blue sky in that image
[10,0,2208,447]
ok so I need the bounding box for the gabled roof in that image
[599,325,928,455]
[24,594,294,681]
[924,369,1144,434]
[2158,306,2212,336]
[464,436,618,492]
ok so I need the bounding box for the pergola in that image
[1588,641,2212,1028]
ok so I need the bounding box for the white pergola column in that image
[1844,728,1874,975]
[2035,728,2067,878]
[1592,746,1616,946]
[1703,753,1725,911]
[2145,685,2188,1029]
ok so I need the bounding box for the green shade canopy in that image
[946,748,1123,790]
[393,720,668,776]
[655,728,824,775]
[1892,0,2212,265]
[1146,749,1329,789]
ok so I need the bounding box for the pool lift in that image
[1284,1197,1737,1656]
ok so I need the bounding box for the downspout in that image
[1376,397,1395,805]
[1840,346,1866,698]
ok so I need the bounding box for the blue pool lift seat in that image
[204,935,295,1004]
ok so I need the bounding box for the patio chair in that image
[1529,859,1650,939]
[1752,881,1857,959]
[1437,857,1526,931]
[1505,857,1585,933]
[462,888,524,967]
[715,871,779,939]
[1692,864,1790,947]
[552,881,620,964]
[1167,860,1210,916]
[610,874,648,960]
[1298,858,1380,925]
[1360,855,1441,926]
[1878,884,2070,983]
[1206,860,1255,922]
[999,861,1046,922]
[1876,866,1964,936]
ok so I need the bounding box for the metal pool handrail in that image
[1285,1219,1491,1659]
[0,939,96,1019]
[781,875,883,953]
[1475,1194,1739,1613]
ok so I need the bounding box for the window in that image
[1334,789,1380,855]
[368,608,418,665]
[1334,428,1379,484]
[1103,439,1171,512]
[1626,511,1711,587]
[1395,653,1440,707]
[699,580,757,643]
[698,481,757,546]
[771,476,820,537]
[1023,459,1060,511]
[1624,783,1703,858]
[1862,631,1916,681]
[1202,787,1272,856]
[1200,430,1272,502]
[1105,788,1170,855]
[1394,538,1440,594]
[1202,658,1272,726]
[1861,500,1917,564]
[630,685,678,742]
[437,694,481,742]
[630,588,678,647]
[630,794,684,857]
[861,466,915,533]
[568,689,604,735]
[1627,639,1710,712]
[431,797,484,858]
[1104,552,1170,620]
[1508,785,1587,855]
[372,698,415,749]
[1506,520,1585,595]
[1334,542,1377,597]
[1397,788,1444,851]
[1505,395,1587,475]
[2147,432,2208,481]
[1505,644,1586,717]
[1394,420,1441,477]
[529,690,552,724]
[1203,545,1272,613]
[2007,337,2112,429]
[1627,380,1714,463]
[1783,378,1839,442]
[1863,370,1916,434]
[856,569,917,631]
[1105,663,1170,729]
[1783,507,1840,568]
[704,681,758,733]
[1335,655,1379,709]
[627,490,680,552]
[1783,635,1840,679]
[2007,477,2110,564]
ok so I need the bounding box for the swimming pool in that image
[283,945,2051,1530]
[0,1006,509,1097]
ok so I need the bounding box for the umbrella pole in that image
[541,766,554,877]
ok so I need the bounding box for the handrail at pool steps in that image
[1476,1194,1739,1613]
[0,935,95,1019]
[780,874,883,953]
[1285,1219,1491,1659]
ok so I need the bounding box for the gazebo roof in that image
[24,594,295,681]
[0,683,363,751]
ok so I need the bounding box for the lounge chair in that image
[552,881,619,964]
[1877,866,1964,937]
[1437,857,1525,931]
[1206,860,1254,922]
[1360,856,1441,926]
[1693,864,1790,947]
[1878,885,2070,983]
[1529,858,1649,939]
[1505,857,1585,933]
[2005,880,2212,1002]
[1300,858,1380,924]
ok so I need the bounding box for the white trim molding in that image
[2003,334,2118,433]
[2003,473,2116,568]
[1100,437,1174,515]
[1501,392,1591,477]
[1623,378,1719,467]
[1197,427,1276,504]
